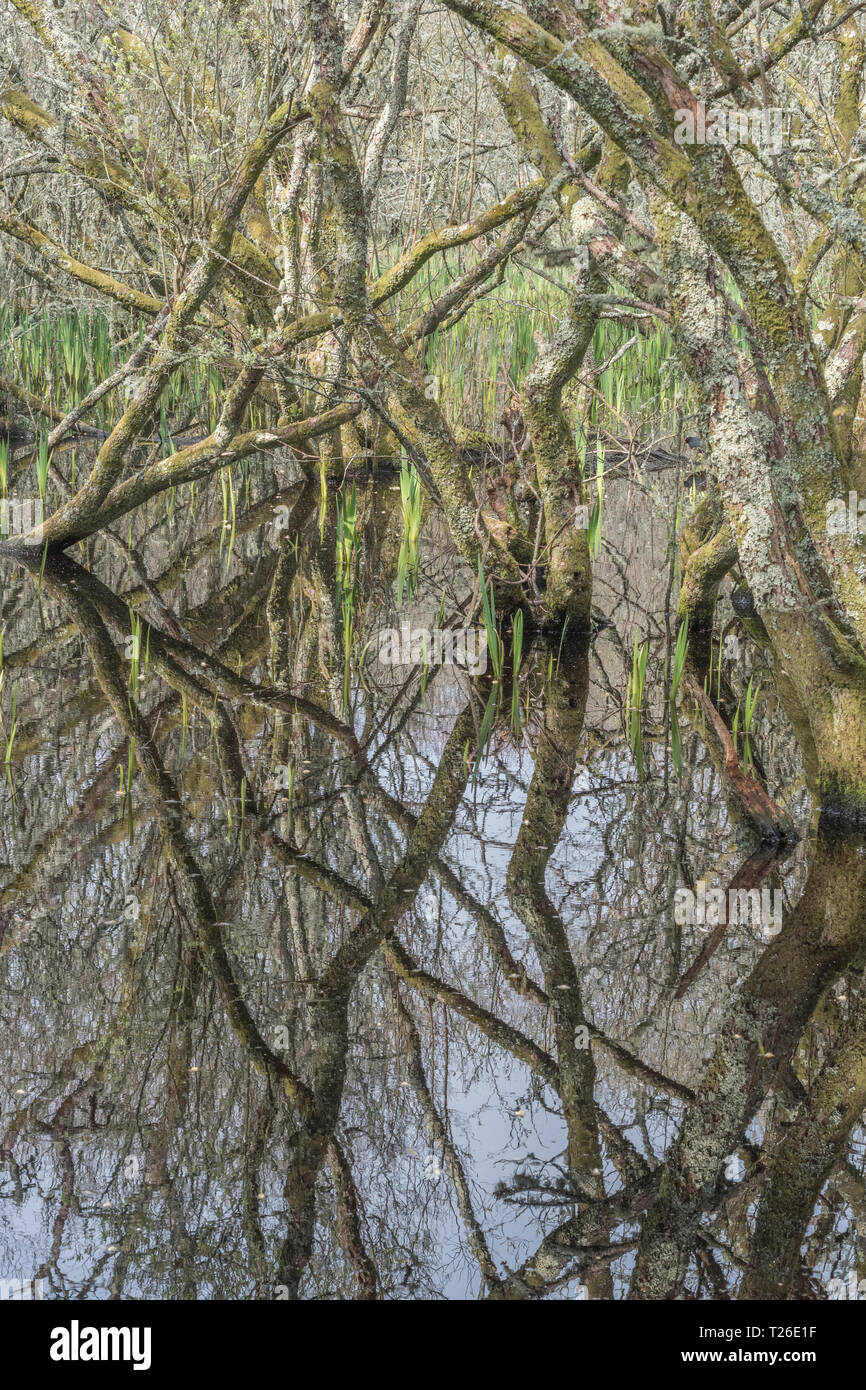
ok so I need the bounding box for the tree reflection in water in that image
[1,469,863,1302]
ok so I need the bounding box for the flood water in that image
[1,438,863,1302]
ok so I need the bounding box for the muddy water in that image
[0,442,863,1301]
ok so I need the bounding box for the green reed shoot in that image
[336,483,359,579]
[2,675,18,765]
[587,488,603,561]
[511,609,524,733]
[127,610,141,703]
[223,469,237,576]
[669,617,688,776]
[473,686,499,789]
[319,459,328,542]
[341,585,355,713]
[627,634,648,778]
[478,560,503,681]
[397,457,422,605]
[670,616,689,702]
[743,677,760,773]
[35,435,51,504]
[124,738,136,836]
[219,468,229,556]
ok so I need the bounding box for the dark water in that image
[0,441,863,1301]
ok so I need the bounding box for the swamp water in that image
[0,438,862,1301]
